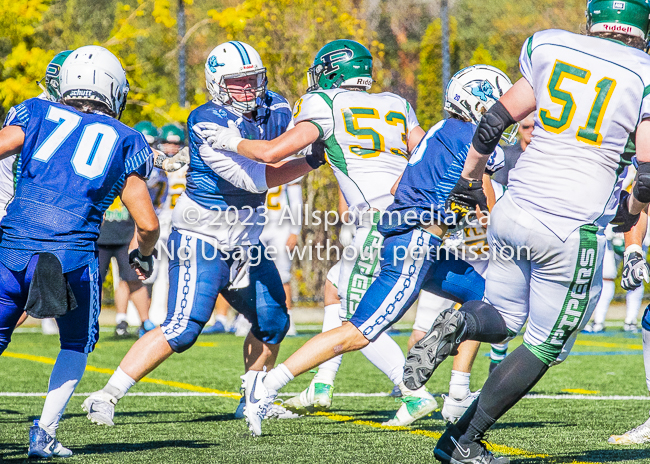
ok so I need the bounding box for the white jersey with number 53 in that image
[293,89,419,217]
[508,29,650,240]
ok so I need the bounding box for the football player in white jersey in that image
[400,1,650,462]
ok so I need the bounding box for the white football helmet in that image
[444,64,518,144]
[59,46,129,119]
[205,41,267,114]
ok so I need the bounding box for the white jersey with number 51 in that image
[508,29,650,240]
[293,89,419,218]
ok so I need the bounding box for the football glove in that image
[621,244,650,291]
[446,177,489,222]
[193,120,243,153]
[128,249,158,280]
[159,147,190,172]
[611,190,640,233]
[305,140,326,169]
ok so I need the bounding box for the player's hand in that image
[305,140,326,169]
[193,120,243,153]
[611,190,641,233]
[446,177,489,222]
[129,248,158,280]
[621,245,650,291]
[161,147,190,172]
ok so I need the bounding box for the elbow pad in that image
[472,101,516,155]
[633,161,650,203]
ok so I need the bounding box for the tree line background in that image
[1,0,587,301]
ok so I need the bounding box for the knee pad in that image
[164,320,202,353]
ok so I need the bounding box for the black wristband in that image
[154,154,168,169]
[472,101,516,155]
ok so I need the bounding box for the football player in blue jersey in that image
[82,41,322,426]
[0,45,160,458]
[201,63,516,437]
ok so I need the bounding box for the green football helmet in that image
[40,50,72,101]
[134,121,159,145]
[159,124,185,144]
[586,0,650,41]
[307,39,373,92]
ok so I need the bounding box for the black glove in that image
[305,140,326,169]
[129,248,158,279]
[611,190,640,233]
[446,177,488,222]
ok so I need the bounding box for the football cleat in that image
[284,382,333,414]
[609,416,650,444]
[28,422,73,458]
[382,392,438,426]
[235,395,300,420]
[404,309,465,390]
[435,424,509,464]
[114,320,129,338]
[582,322,604,334]
[389,385,403,398]
[241,370,276,437]
[202,320,228,334]
[624,323,639,333]
[138,319,156,338]
[442,391,480,424]
[82,390,117,426]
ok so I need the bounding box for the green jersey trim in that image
[313,91,334,110]
[324,134,348,176]
[643,85,650,99]
[526,36,533,59]
[526,224,598,366]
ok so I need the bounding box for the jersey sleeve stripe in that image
[314,92,334,109]
[125,147,153,174]
[643,85,650,99]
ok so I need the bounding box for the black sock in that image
[459,300,509,343]
[461,344,549,442]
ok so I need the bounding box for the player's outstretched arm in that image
[199,120,320,164]
[0,126,25,160]
[121,174,160,258]
[265,158,314,189]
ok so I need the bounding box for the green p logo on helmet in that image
[586,0,650,41]
[159,124,185,144]
[41,50,72,101]
[307,39,373,92]
[134,121,160,145]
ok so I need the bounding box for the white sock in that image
[360,332,405,386]
[592,279,615,325]
[643,329,650,392]
[449,370,471,400]
[490,342,509,362]
[313,368,337,385]
[398,381,428,397]
[39,350,88,436]
[104,367,136,400]
[116,313,128,324]
[317,304,344,372]
[215,314,228,325]
[264,363,294,395]
[626,286,644,324]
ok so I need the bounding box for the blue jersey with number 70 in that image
[0,98,153,272]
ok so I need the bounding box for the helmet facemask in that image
[216,69,267,114]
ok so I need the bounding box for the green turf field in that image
[1,328,649,463]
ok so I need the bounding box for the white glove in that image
[161,146,190,172]
[193,120,243,153]
[621,244,650,291]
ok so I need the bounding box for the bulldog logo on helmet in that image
[468,80,497,102]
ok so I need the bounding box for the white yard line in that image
[1,392,649,400]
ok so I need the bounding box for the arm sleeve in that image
[286,183,303,235]
[293,92,335,140]
[519,35,534,85]
[198,143,268,193]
